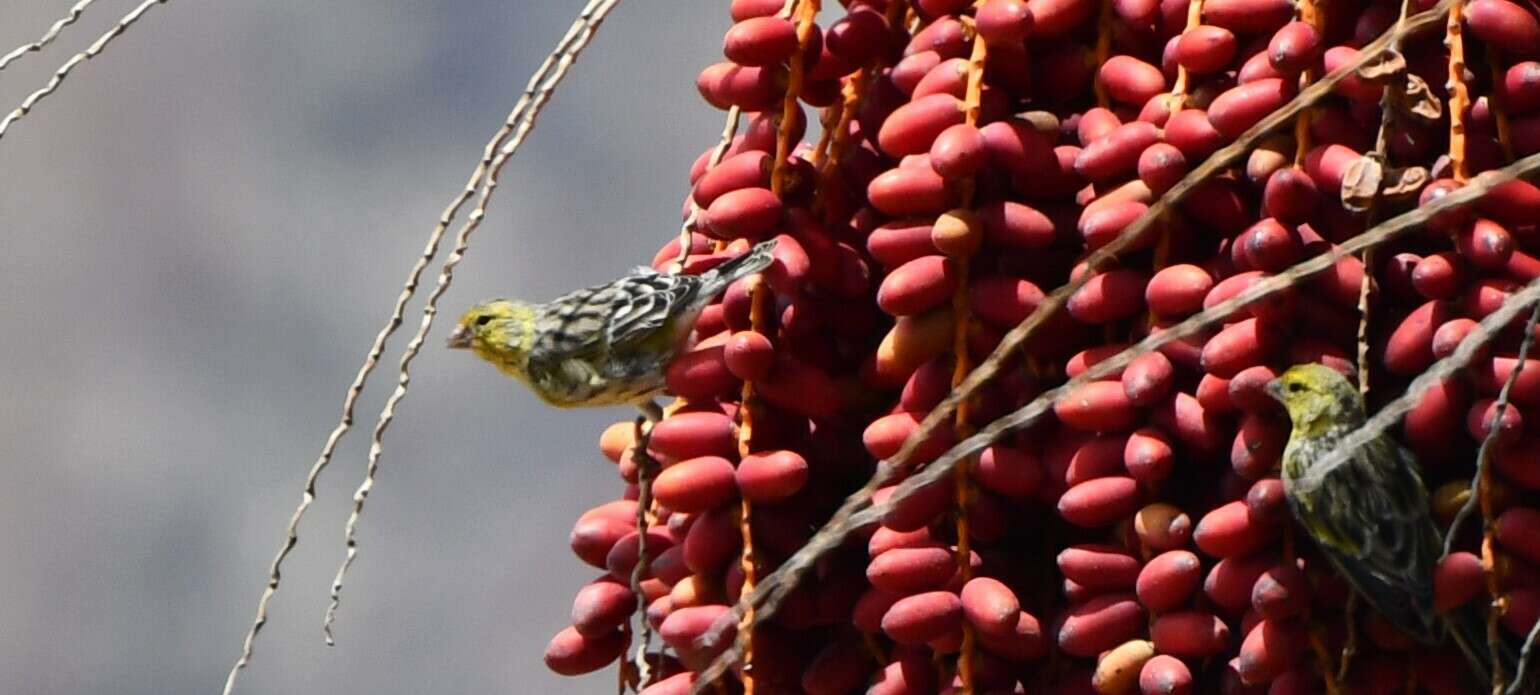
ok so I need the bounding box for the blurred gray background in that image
[0,1,725,692]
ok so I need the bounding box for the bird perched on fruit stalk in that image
[448,239,776,417]
[1268,363,1519,690]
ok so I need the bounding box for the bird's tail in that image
[699,239,777,293]
[1446,599,1523,691]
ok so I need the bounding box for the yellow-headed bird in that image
[1268,363,1516,688]
[448,240,775,411]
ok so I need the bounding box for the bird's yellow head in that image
[1266,363,1364,437]
[448,299,538,378]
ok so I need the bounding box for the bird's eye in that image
[475,315,494,326]
[1287,382,1304,393]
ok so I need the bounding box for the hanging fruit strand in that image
[1448,0,1471,183]
[1091,0,1114,108]
[735,2,819,692]
[945,16,990,693]
[1477,302,1540,693]
[628,411,662,691]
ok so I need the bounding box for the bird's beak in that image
[1264,378,1285,402]
[447,324,473,349]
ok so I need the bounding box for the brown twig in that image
[1353,0,1412,402]
[673,107,742,272]
[0,0,170,142]
[628,410,662,692]
[320,0,624,647]
[220,1,627,690]
[0,0,96,73]
[1446,300,1540,692]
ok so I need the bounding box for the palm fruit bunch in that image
[543,0,1540,693]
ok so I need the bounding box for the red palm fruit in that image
[736,449,808,503]
[1176,25,1238,74]
[1140,654,1195,694]
[571,577,635,637]
[1057,381,1142,432]
[1027,0,1097,36]
[722,16,799,67]
[1467,397,1524,448]
[1151,391,1229,458]
[1497,507,1540,565]
[1231,413,1287,480]
[1435,552,1487,614]
[1207,79,1292,138]
[1124,427,1175,484]
[878,93,966,156]
[1123,351,1175,407]
[1266,21,1322,74]
[1205,553,1279,612]
[962,577,1023,636]
[1197,373,1237,415]
[1151,611,1232,657]
[1250,563,1309,619]
[976,610,1048,661]
[1202,318,1284,379]
[878,254,960,316]
[1077,122,1161,181]
[975,444,1047,499]
[868,546,958,594]
[1058,593,1145,657]
[1244,478,1288,525]
[877,476,956,532]
[1466,0,1540,57]
[659,604,734,656]
[544,625,626,675]
[882,590,965,645]
[653,456,738,513]
[606,528,674,582]
[1146,264,1214,318]
[1137,550,1204,613]
[867,647,940,695]
[1059,544,1142,591]
[1236,618,1308,685]
[683,506,740,574]
[1195,501,1279,559]
[1060,476,1143,527]
[1496,437,1540,490]
[1139,142,1188,194]
[976,0,1033,44]
[1099,56,1167,106]
[648,411,737,462]
[570,515,635,569]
